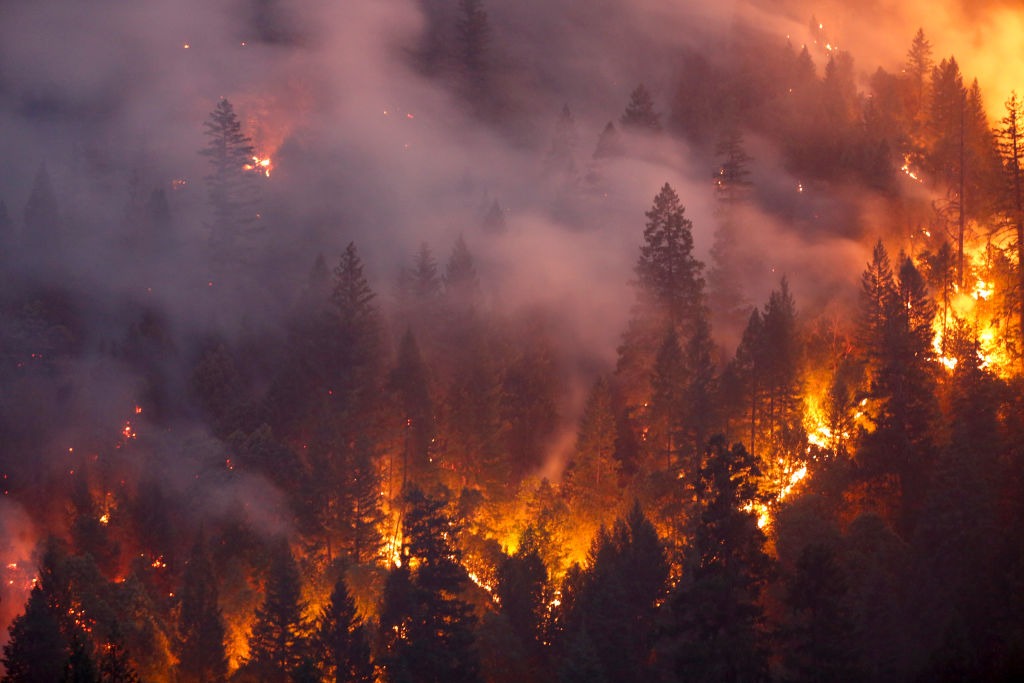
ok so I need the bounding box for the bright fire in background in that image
[243,155,273,177]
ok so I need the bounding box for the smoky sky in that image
[0,0,1017,363]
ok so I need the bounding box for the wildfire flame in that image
[243,155,273,177]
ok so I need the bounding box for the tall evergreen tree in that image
[709,128,753,339]
[316,572,373,683]
[388,329,436,487]
[176,536,228,683]
[621,84,661,132]
[496,531,548,660]
[444,234,481,317]
[905,28,933,152]
[858,247,938,529]
[199,98,261,270]
[246,542,310,682]
[563,376,621,526]
[996,91,1024,363]
[379,486,481,683]
[780,543,859,682]
[2,585,68,682]
[663,437,771,683]
[634,183,705,329]
[560,502,668,683]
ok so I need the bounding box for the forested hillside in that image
[1,0,1023,680]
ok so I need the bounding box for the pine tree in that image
[679,314,717,463]
[996,91,1024,363]
[379,486,481,683]
[343,438,385,565]
[332,241,377,332]
[759,278,805,464]
[905,28,933,151]
[664,437,771,683]
[563,376,621,525]
[858,248,939,529]
[388,329,436,487]
[199,98,261,270]
[325,241,383,442]
[496,532,548,658]
[246,542,310,682]
[634,183,705,328]
[560,502,668,683]
[649,328,685,473]
[709,128,753,339]
[592,121,622,160]
[176,536,229,683]
[2,585,68,682]
[444,233,481,316]
[780,543,859,682]
[316,572,373,683]
[621,84,661,132]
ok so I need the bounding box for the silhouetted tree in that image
[176,536,228,683]
[2,585,68,682]
[246,542,310,682]
[561,502,668,683]
[316,572,373,683]
[621,84,661,131]
[200,98,261,270]
[379,486,480,683]
[663,437,771,683]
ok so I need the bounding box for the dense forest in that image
[1,0,1024,681]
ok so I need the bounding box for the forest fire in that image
[2,3,1024,682]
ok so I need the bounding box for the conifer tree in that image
[246,542,310,682]
[621,84,661,131]
[905,28,933,150]
[176,536,228,683]
[780,543,859,682]
[388,329,436,486]
[200,98,261,269]
[996,91,1024,361]
[379,486,481,683]
[709,128,753,338]
[664,437,770,683]
[316,572,373,683]
[592,121,622,159]
[444,233,481,316]
[563,376,621,525]
[561,502,668,683]
[2,585,68,682]
[634,183,705,328]
[496,532,548,658]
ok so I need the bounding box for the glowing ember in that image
[98,512,110,525]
